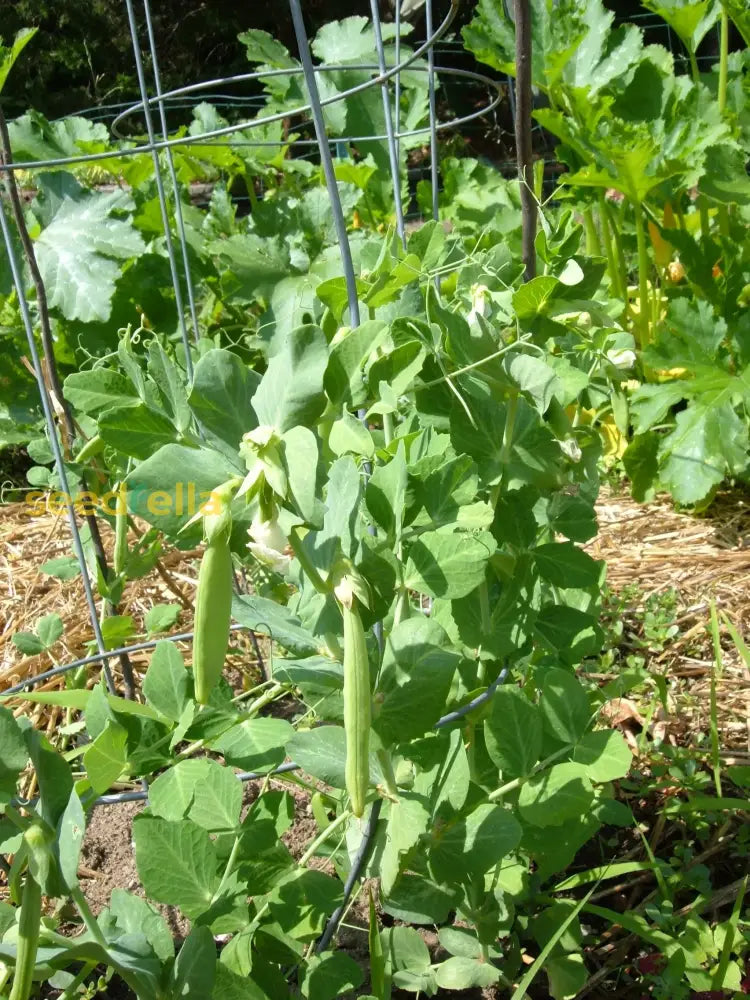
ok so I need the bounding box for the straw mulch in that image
[1,487,749,750]
[587,485,750,754]
[0,502,260,735]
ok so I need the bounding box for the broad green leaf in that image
[188,349,260,449]
[108,889,174,963]
[283,425,320,521]
[0,707,28,802]
[313,455,363,565]
[658,401,748,505]
[12,631,44,656]
[287,727,383,792]
[534,605,603,664]
[213,717,294,772]
[144,603,181,637]
[329,411,374,459]
[209,233,290,296]
[382,874,458,924]
[170,926,216,1000]
[0,28,37,93]
[485,687,542,779]
[642,0,719,51]
[149,759,242,832]
[142,641,188,722]
[518,762,593,826]
[365,443,407,541]
[98,403,177,460]
[410,729,471,814]
[548,493,597,543]
[533,542,603,590]
[35,185,145,322]
[231,593,320,657]
[508,354,561,413]
[380,793,430,896]
[430,803,522,883]
[325,320,389,406]
[622,433,659,502]
[252,324,329,432]
[513,276,559,320]
[133,815,218,913]
[146,342,191,434]
[546,953,588,1000]
[403,530,495,599]
[126,444,242,539]
[64,369,139,414]
[36,613,64,649]
[56,790,85,890]
[83,721,129,794]
[301,952,364,1000]
[40,556,81,580]
[572,729,632,781]
[540,667,591,743]
[375,618,461,746]
[435,956,501,990]
[266,868,343,940]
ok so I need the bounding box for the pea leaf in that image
[133,815,219,914]
[518,762,594,826]
[485,687,543,779]
[403,530,495,600]
[540,667,591,743]
[148,759,242,832]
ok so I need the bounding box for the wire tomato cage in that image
[0,0,509,953]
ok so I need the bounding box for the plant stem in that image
[298,810,352,867]
[607,202,630,315]
[718,9,729,113]
[632,200,650,348]
[382,410,394,447]
[513,0,537,281]
[698,196,710,241]
[59,961,97,1000]
[597,195,621,301]
[71,886,108,952]
[488,744,572,801]
[688,47,700,83]
[9,874,41,1000]
[583,208,601,257]
[376,749,399,800]
[288,527,329,595]
[211,834,242,904]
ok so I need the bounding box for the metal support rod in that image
[141,0,201,348]
[370,0,406,247]
[123,0,196,379]
[513,0,537,281]
[426,0,440,223]
[0,199,116,695]
[288,0,361,328]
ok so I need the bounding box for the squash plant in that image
[464,0,750,507]
[0,217,638,999]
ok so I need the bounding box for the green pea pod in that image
[9,871,42,1000]
[341,595,370,818]
[112,483,128,578]
[192,525,233,705]
[190,478,241,705]
[74,434,104,464]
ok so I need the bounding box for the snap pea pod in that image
[192,481,238,705]
[9,865,42,1000]
[341,593,370,818]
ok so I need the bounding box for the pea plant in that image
[1,215,638,999]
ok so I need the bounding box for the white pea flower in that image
[467,283,491,326]
[606,348,637,369]
[247,515,292,575]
